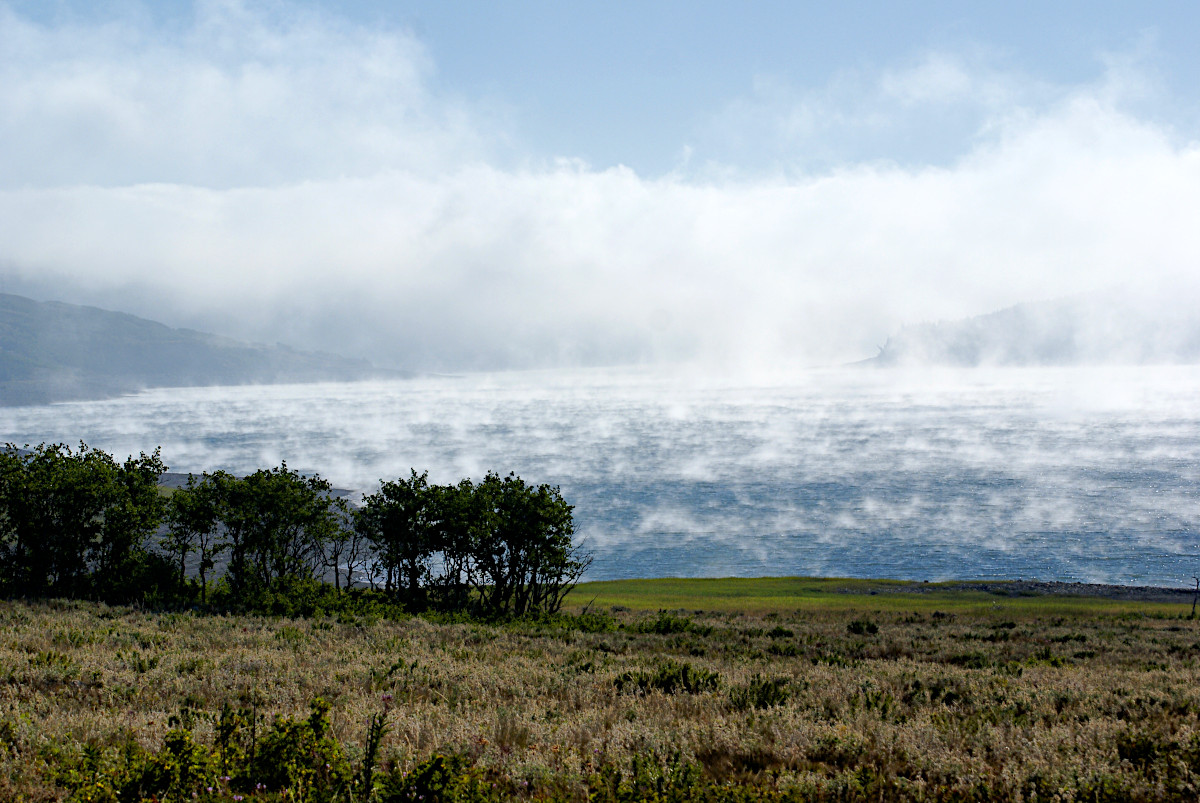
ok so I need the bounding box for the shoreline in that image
[571,575,1200,612]
[849,578,1197,604]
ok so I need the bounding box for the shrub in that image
[589,752,703,803]
[573,610,620,633]
[847,618,878,635]
[131,729,217,800]
[808,731,868,769]
[634,612,695,635]
[812,650,858,668]
[729,674,791,711]
[1115,730,1173,772]
[614,659,721,695]
[946,652,991,669]
[1026,646,1069,667]
[247,698,352,797]
[50,698,383,803]
[377,753,488,803]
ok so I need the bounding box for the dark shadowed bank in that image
[913,580,1197,604]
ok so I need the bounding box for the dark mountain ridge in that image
[0,293,393,406]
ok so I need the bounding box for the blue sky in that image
[10,0,1200,175]
[405,0,1200,174]
[2,1,1199,369]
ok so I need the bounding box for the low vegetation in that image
[3,586,1199,801]
[6,443,1200,800]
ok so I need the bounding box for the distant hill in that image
[868,292,1200,367]
[0,293,393,406]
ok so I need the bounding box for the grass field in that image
[570,576,1194,616]
[3,579,1200,801]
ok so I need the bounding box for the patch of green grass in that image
[568,576,1191,618]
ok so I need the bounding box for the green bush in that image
[573,610,620,632]
[729,674,791,711]
[207,577,407,621]
[52,698,363,803]
[377,754,492,803]
[633,614,700,633]
[34,692,1200,803]
[131,729,217,800]
[588,752,703,803]
[248,698,352,797]
[614,659,721,695]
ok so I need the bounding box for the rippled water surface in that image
[3,366,1199,585]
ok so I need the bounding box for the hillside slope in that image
[869,292,1200,367]
[0,293,387,405]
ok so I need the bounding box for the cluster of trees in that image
[0,442,169,600]
[162,466,348,605]
[357,470,589,616]
[0,442,590,617]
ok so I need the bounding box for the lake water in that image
[2,365,1199,587]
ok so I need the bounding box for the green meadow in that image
[570,576,1192,616]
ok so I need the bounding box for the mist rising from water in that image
[2,364,1197,585]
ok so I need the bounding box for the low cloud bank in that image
[2,4,1198,371]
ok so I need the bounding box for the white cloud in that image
[0,0,491,189]
[698,48,1075,174]
[1,3,1199,372]
[880,53,976,105]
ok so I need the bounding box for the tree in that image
[0,446,28,595]
[20,443,117,597]
[468,472,590,617]
[0,442,167,601]
[357,470,591,615]
[1,442,592,617]
[220,464,341,595]
[94,449,168,599]
[321,497,363,592]
[357,470,438,604]
[425,478,481,611]
[164,471,231,603]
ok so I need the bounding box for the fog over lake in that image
[2,365,1198,587]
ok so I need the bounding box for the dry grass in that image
[3,595,1200,800]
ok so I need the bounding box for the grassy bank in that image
[569,576,1196,615]
[3,579,1200,801]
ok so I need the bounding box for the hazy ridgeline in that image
[2,365,1198,587]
